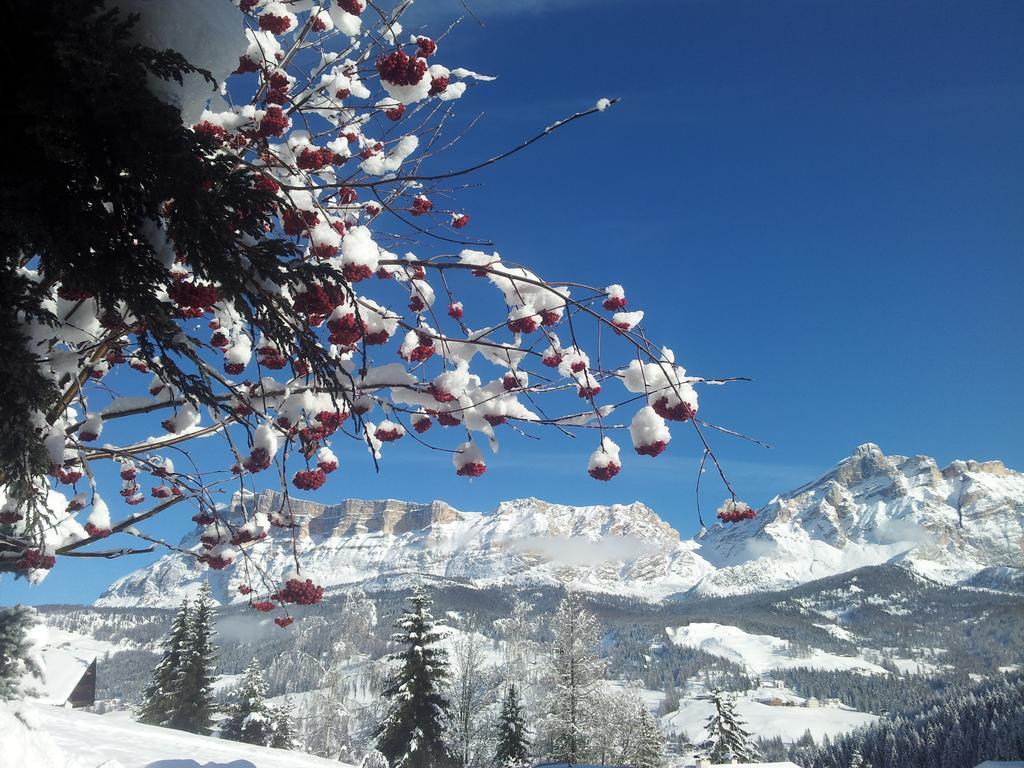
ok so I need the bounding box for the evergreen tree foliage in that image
[0,605,42,701]
[222,658,275,746]
[270,697,298,749]
[705,689,760,763]
[375,587,452,768]
[542,590,604,764]
[361,750,390,768]
[167,585,218,734]
[137,596,191,726]
[494,683,530,768]
[632,704,668,768]
[810,673,1024,768]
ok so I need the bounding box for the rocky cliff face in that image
[691,443,1024,596]
[95,445,1023,608]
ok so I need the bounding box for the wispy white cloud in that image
[501,532,659,565]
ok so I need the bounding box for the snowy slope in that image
[666,622,886,675]
[662,686,878,744]
[96,445,1024,608]
[11,700,356,768]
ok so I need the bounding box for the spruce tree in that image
[494,683,530,768]
[0,605,42,701]
[375,586,452,768]
[705,689,760,763]
[543,590,603,764]
[137,596,191,726]
[168,585,218,734]
[632,705,668,768]
[222,658,274,745]
[270,697,298,749]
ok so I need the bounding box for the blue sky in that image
[5,0,1022,605]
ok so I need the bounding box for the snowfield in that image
[662,685,878,744]
[6,701,356,768]
[666,622,887,675]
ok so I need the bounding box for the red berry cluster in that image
[258,106,290,137]
[57,286,93,301]
[125,494,145,506]
[603,295,627,311]
[238,584,253,595]
[375,425,404,442]
[338,186,358,204]
[451,213,470,229]
[275,578,324,605]
[194,120,228,143]
[239,0,259,12]
[635,440,668,457]
[376,50,427,86]
[429,384,457,403]
[294,283,345,325]
[578,385,602,399]
[283,208,320,236]
[16,549,56,571]
[328,312,363,346]
[448,303,464,319]
[429,76,449,96]
[292,359,311,376]
[243,448,272,473]
[192,511,217,526]
[252,600,275,612]
[343,263,374,283]
[416,37,437,58]
[404,334,435,362]
[311,13,329,32]
[56,466,83,484]
[0,509,23,525]
[364,328,391,345]
[297,146,333,171]
[259,13,292,34]
[79,429,99,442]
[84,523,112,539]
[254,174,280,195]
[274,616,294,628]
[413,415,433,433]
[588,462,621,481]
[484,414,507,427]
[434,410,460,427]
[457,462,486,478]
[507,316,539,334]
[717,505,757,524]
[652,397,696,422]
[168,281,219,310]
[340,0,364,14]
[385,103,406,121]
[543,351,562,367]
[410,196,433,216]
[502,373,524,391]
[360,142,383,160]
[318,457,338,473]
[200,553,232,569]
[293,468,327,490]
[230,529,267,546]
[258,350,289,370]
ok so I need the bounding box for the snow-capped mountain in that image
[692,443,1024,596]
[96,444,1023,607]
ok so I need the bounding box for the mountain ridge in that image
[96,444,1024,608]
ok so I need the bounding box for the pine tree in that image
[222,658,274,746]
[168,585,218,734]
[705,689,760,763]
[494,684,530,768]
[0,605,42,701]
[375,586,452,768]
[632,705,668,768]
[543,590,604,764]
[137,596,191,726]
[270,697,297,749]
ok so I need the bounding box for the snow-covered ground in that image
[9,701,356,768]
[662,685,878,744]
[666,622,887,675]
